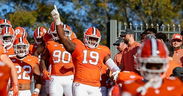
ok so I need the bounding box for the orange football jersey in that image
[46,41,74,76]
[0,59,10,96]
[5,47,15,58]
[121,77,183,96]
[0,45,5,54]
[110,71,143,96]
[117,71,143,83]
[11,55,39,84]
[71,39,110,87]
[29,44,38,55]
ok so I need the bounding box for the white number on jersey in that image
[82,50,99,65]
[53,50,71,63]
[16,65,31,80]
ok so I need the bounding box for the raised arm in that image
[51,5,75,53]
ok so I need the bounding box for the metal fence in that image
[108,20,181,58]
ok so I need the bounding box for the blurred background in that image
[0,0,183,45]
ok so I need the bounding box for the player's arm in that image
[33,63,42,95]
[104,55,120,81]
[0,54,19,96]
[40,48,51,80]
[51,5,75,53]
[104,55,120,72]
[34,44,45,56]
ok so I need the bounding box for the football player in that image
[9,37,42,96]
[0,19,12,34]
[41,22,75,96]
[29,27,47,56]
[51,6,120,96]
[0,27,16,57]
[28,26,51,96]
[0,40,19,96]
[115,38,183,96]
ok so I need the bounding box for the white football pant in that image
[49,75,74,96]
[72,82,102,96]
[9,90,31,96]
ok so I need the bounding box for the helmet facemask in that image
[14,43,29,58]
[84,35,101,48]
[2,34,14,49]
[34,36,43,45]
[50,30,59,41]
[136,55,169,80]
[136,38,169,81]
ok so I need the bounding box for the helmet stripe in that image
[23,28,26,37]
[4,19,7,24]
[93,27,96,35]
[37,27,40,37]
[19,37,23,43]
[5,27,8,34]
[63,24,66,29]
[151,38,158,56]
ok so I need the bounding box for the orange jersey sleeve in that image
[11,55,38,84]
[71,39,109,87]
[0,60,10,96]
[0,45,5,54]
[46,41,74,76]
[29,44,38,55]
[5,47,15,57]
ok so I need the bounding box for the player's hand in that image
[51,5,63,25]
[32,88,40,96]
[111,71,120,81]
[12,83,19,96]
[43,70,51,80]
